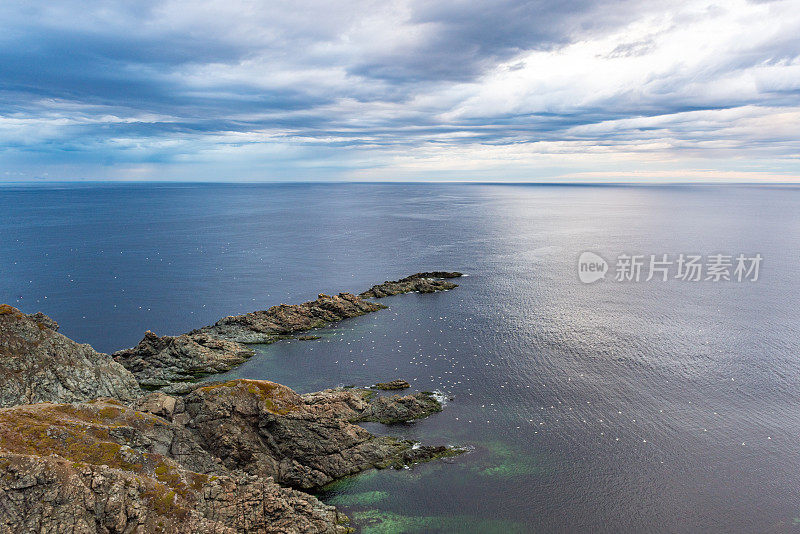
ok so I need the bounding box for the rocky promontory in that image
[359,271,463,298]
[111,292,383,394]
[200,292,385,344]
[371,379,411,390]
[0,271,464,532]
[180,380,457,489]
[114,275,458,393]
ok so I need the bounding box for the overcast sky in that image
[1,0,799,182]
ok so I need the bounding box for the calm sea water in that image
[2,182,800,533]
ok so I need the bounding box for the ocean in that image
[2,182,799,533]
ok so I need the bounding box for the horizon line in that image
[2,179,800,187]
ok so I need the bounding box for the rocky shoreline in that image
[0,272,463,533]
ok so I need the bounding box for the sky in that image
[1,0,799,183]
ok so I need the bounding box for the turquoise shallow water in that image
[2,182,800,532]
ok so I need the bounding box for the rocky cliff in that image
[113,330,255,391]
[0,380,456,533]
[182,380,453,489]
[0,399,348,533]
[0,305,141,408]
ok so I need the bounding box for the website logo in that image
[578,251,609,284]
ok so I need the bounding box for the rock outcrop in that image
[111,293,383,394]
[0,305,141,408]
[182,380,457,490]
[359,272,463,298]
[113,330,255,391]
[24,311,59,331]
[354,391,442,424]
[200,293,385,344]
[0,399,348,533]
[0,379,457,532]
[114,276,460,394]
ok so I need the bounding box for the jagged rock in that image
[113,330,255,389]
[182,380,459,489]
[113,282,450,393]
[0,400,348,533]
[0,305,141,408]
[360,272,463,298]
[24,311,58,331]
[355,391,442,424]
[0,288,463,532]
[302,387,440,424]
[200,293,385,343]
[371,379,411,390]
[0,452,347,534]
[413,271,464,279]
[136,390,182,420]
[0,379,456,532]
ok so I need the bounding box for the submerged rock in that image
[200,292,385,344]
[371,379,411,390]
[360,272,463,298]
[113,330,255,390]
[0,304,141,408]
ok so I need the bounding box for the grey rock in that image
[113,282,449,394]
[0,304,141,408]
[0,287,463,532]
[355,391,443,424]
[0,399,348,533]
[135,390,182,420]
[113,330,254,389]
[183,380,459,489]
[24,311,58,331]
[0,379,456,532]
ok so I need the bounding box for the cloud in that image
[0,0,798,181]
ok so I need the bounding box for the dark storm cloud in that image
[351,0,658,82]
[0,0,631,110]
[0,26,330,116]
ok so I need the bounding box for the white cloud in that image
[1,0,799,181]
